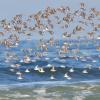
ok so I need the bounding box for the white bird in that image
[10,64,16,68]
[47,64,52,67]
[34,65,39,71]
[45,58,50,60]
[82,69,88,74]
[17,74,23,80]
[38,68,45,73]
[50,75,55,80]
[60,65,66,68]
[64,73,72,80]
[69,68,74,73]
[15,43,19,46]
[16,71,22,75]
[67,76,72,80]
[64,73,69,78]
[50,66,56,72]
[25,69,30,73]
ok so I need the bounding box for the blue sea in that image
[0,40,100,100]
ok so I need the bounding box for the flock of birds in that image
[0,3,100,81]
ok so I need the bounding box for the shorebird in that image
[50,75,55,80]
[25,68,30,73]
[60,65,66,68]
[16,71,22,75]
[34,65,39,71]
[64,73,71,80]
[69,68,74,73]
[23,55,31,63]
[47,64,52,67]
[38,67,45,73]
[50,66,56,72]
[82,69,88,74]
[17,74,23,80]
[10,64,16,68]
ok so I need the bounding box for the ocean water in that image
[0,40,100,100]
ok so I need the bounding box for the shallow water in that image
[1,81,100,100]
